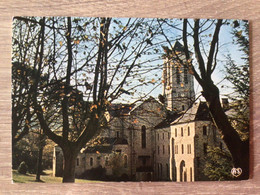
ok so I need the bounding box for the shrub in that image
[18,161,28,174]
[80,166,106,180]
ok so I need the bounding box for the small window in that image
[181,127,183,136]
[90,157,93,166]
[168,145,170,155]
[190,167,192,181]
[116,131,120,138]
[187,144,191,154]
[124,155,127,168]
[141,125,146,148]
[188,126,190,136]
[168,132,170,139]
[203,126,207,135]
[175,145,178,154]
[182,144,184,154]
[175,128,177,137]
[182,105,185,111]
[163,145,165,154]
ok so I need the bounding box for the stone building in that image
[53,41,229,181]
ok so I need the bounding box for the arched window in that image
[141,125,146,148]
[90,157,93,166]
[166,163,169,179]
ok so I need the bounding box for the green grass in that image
[12,170,102,183]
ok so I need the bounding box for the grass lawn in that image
[12,170,102,183]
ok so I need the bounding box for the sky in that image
[117,18,248,104]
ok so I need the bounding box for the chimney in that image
[221,98,229,110]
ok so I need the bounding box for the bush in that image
[18,161,28,174]
[79,166,106,180]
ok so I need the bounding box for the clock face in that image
[181,93,184,97]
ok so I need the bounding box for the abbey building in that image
[53,41,227,181]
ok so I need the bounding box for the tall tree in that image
[12,16,166,182]
[180,19,249,179]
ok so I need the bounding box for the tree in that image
[203,146,233,181]
[225,20,249,141]
[12,16,166,182]
[178,19,249,179]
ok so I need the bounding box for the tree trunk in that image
[62,147,78,183]
[202,81,249,180]
[36,146,43,181]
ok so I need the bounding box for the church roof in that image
[108,103,134,117]
[171,101,211,125]
[154,112,180,129]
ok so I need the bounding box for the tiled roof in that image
[171,101,211,125]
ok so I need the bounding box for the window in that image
[175,145,178,154]
[124,155,127,168]
[203,126,207,135]
[176,68,180,84]
[182,144,184,154]
[90,157,93,166]
[175,128,177,137]
[187,144,191,154]
[168,145,170,155]
[168,132,170,139]
[220,142,223,150]
[181,127,183,136]
[76,158,79,166]
[166,163,169,179]
[158,146,160,155]
[182,105,185,111]
[116,131,120,138]
[190,167,192,181]
[141,125,146,148]
[163,145,165,154]
[188,126,190,136]
[203,143,208,155]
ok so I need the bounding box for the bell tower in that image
[162,41,195,112]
